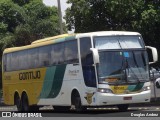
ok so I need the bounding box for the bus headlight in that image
[142,86,150,91]
[97,88,113,93]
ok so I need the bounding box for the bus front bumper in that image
[96,90,151,106]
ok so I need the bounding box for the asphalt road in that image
[0,105,160,117]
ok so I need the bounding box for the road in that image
[0,105,160,117]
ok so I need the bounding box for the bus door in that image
[80,37,97,92]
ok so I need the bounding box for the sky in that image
[43,0,73,33]
[43,0,70,17]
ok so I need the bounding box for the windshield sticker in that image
[124,52,129,58]
[105,78,119,82]
[110,85,128,94]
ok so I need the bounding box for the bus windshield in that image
[94,35,149,84]
[97,51,149,84]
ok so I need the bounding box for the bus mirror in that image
[90,48,100,64]
[145,46,158,64]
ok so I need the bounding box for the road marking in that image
[0,106,159,111]
[0,107,14,110]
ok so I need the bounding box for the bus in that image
[2,31,158,112]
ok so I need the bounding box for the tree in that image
[65,0,145,32]
[14,0,62,46]
[65,0,160,66]
[0,0,66,48]
[0,0,66,88]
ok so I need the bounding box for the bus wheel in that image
[21,93,29,112]
[117,104,129,112]
[14,94,21,111]
[74,96,86,112]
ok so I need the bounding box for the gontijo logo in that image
[19,70,41,80]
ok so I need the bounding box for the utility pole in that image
[57,0,63,34]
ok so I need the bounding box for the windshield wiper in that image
[132,52,146,81]
[125,58,143,83]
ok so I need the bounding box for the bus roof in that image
[3,31,141,54]
[76,31,141,38]
[3,34,76,54]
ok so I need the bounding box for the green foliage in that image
[65,0,160,43]
[0,0,26,33]
[12,0,30,6]
[65,0,160,66]
[0,33,15,51]
[66,0,145,32]
[0,0,63,50]
[0,0,65,88]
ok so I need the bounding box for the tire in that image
[14,94,22,111]
[117,104,129,112]
[21,93,30,112]
[156,82,160,88]
[54,106,70,112]
[74,96,87,112]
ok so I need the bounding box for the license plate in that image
[123,96,132,100]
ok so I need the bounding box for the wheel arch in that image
[14,91,20,105]
[71,88,81,105]
[21,90,30,104]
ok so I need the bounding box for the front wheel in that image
[74,97,87,112]
[117,104,129,112]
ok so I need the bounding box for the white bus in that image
[2,31,158,112]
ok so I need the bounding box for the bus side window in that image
[6,53,11,72]
[28,48,39,69]
[64,40,78,64]
[18,50,28,70]
[80,37,96,88]
[39,46,51,67]
[51,43,64,65]
[3,55,6,72]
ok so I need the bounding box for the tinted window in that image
[28,48,39,68]
[3,55,6,71]
[51,43,64,65]
[39,46,51,67]
[18,50,28,70]
[80,37,93,66]
[6,54,11,71]
[80,37,96,87]
[64,40,78,64]
[4,40,78,71]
